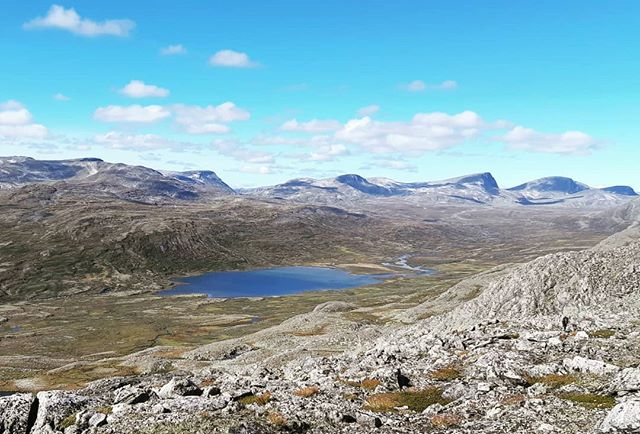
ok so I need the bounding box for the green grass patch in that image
[588,329,616,339]
[58,414,77,429]
[558,392,616,409]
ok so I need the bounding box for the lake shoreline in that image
[157,256,436,299]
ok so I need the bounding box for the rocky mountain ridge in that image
[1,157,637,208]
[248,173,637,209]
[0,157,234,203]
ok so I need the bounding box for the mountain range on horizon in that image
[0,156,637,208]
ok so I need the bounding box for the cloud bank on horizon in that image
[1,1,638,188]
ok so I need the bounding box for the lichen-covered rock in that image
[600,398,640,433]
[157,378,202,399]
[32,390,90,433]
[563,356,619,375]
[0,393,36,434]
[611,368,640,395]
[114,385,154,405]
[89,412,107,427]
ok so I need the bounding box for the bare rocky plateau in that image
[2,201,640,433]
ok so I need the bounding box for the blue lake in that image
[158,266,390,298]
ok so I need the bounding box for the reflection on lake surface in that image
[158,266,390,298]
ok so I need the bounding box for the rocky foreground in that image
[2,222,640,433]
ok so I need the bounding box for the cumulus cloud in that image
[280,118,342,133]
[306,144,349,161]
[402,79,457,92]
[357,105,380,117]
[24,4,134,37]
[93,102,249,132]
[93,105,171,123]
[160,44,186,55]
[0,100,48,139]
[496,126,599,155]
[209,50,257,68]
[93,131,192,151]
[119,80,170,98]
[334,111,485,154]
[0,101,33,124]
[172,102,250,134]
[53,93,70,101]
[253,111,489,159]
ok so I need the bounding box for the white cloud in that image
[433,80,458,90]
[53,93,70,101]
[334,111,485,154]
[172,102,250,134]
[306,144,349,161]
[0,124,49,139]
[93,102,249,131]
[0,100,48,139]
[402,79,458,92]
[160,44,186,55]
[0,101,33,124]
[94,131,191,151]
[280,118,342,133]
[209,50,257,68]
[24,5,134,37]
[496,126,599,155]
[357,105,380,117]
[93,105,170,123]
[405,80,426,92]
[119,80,170,98]
[246,112,486,160]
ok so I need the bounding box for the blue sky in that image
[0,1,639,188]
